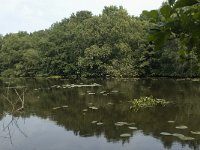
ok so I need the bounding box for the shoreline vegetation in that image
[1,76,200,80]
[0,0,199,78]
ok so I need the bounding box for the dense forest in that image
[0,0,199,78]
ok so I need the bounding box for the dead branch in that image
[14,89,25,111]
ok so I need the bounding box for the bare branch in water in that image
[1,81,27,145]
[7,126,13,145]
[14,119,28,138]
[14,89,25,111]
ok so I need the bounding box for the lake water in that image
[0,78,200,150]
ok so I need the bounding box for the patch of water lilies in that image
[160,132,195,141]
[130,96,171,111]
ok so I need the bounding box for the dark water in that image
[0,78,200,150]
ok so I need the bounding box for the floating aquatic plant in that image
[191,131,200,135]
[160,133,195,141]
[128,127,137,130]
[168,121,175,123]
[107,102,113,105]
[91,121,98,124]
[160,132,172,136]
[52,105,68,110]
[172,133,195,141]
[114,122,128,126]
[89,106,98,110]
[99,91,106,94]
[111,90,118,93]
[175,125,188,129]
[130,96,170,111]
[96,122,103,125]
[179,136,195,141]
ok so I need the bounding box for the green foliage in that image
[78,44,112,77]
[145,0,200,55]
[0,5,199,78]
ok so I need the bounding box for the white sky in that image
[0,0,165,35]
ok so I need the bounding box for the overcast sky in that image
[0,0,165,35]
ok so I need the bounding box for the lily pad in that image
[62,105,68,108]
[107,102,113,105]
[168,121,175,123]
[178,136,195,141]
[52,105,68,110]
[89,106,98,110]
[115,122,128,126]
[111,90,118,93]
[96,122,103,125]
[52,107,61,110]
[100,91,106,94]
[160,132,172,136]
[191,131,200,135]
[120,133,131,137]
[88,93,95,95]
[172,133,185,138]
[91,121,98,124]
[172,133,195,140]
[175,125,188,129]
[128,127,137,130]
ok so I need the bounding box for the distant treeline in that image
[0,0,199,78]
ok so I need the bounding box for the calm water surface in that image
[0,78,200,150]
